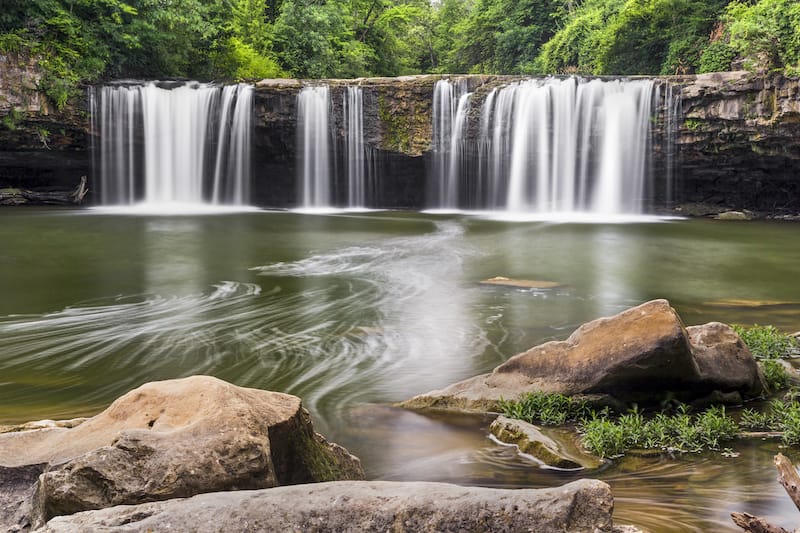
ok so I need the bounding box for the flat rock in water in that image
[0,376,364,530]
[37,479,620,533]
[402,299,767,412]
[714,210,754,220]
[703,298,800,308]
[480,276,564,289]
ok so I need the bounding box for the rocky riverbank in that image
[0,375,637,532]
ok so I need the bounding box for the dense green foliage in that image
[3,0,800,106]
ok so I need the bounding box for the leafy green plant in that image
[579,404,738,458]
[733,324,800,360]
[498,391,590,426]
[1,107,23,131]
[739,406,775,431]
[699,40,737,73]
[762,359,791,391]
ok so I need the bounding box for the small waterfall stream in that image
[90,82,253,207]
[297,86,333,208]
[430,79,469,209]
[344,86,368,208]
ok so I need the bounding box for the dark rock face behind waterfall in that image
[0,53,90,198]
[3,51,800,212]
[674,71,800,213]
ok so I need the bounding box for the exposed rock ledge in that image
[0,376,364,531]
[37,479,624,533]
[402,299,767,413]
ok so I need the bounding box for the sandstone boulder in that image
[0,376,363,530]
[689,322,766,397]
[403,300,767,412]
[38,479,619,533]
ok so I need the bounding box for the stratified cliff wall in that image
[672,71,800,212]
[0,53,89,195]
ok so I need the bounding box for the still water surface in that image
[1,207,800,531]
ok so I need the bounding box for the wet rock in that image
[38,479,617,533]
[480,276,564,289]
[0,376,363,529]
[490,416,601,469]
[714,210,753,220]
[0,419,87,435]
[403,299,766,412]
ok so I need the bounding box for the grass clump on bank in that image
[498,392,590,426]
[733,324,800,360]
[740,397,800,446]
[733,324,798,392]
[581,405,739,458]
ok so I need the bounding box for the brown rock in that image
[689,322,767,400]
[403,300,766,412]
[0,376,363,529]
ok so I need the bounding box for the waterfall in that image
[297,86,332,208]
[344,86,367,207]
[430,79,469,208]
[448,77,659,215]
[91,82,253,206]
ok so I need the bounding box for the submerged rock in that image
[490,416,601,470]
[0,376,363,530]
[714,210,754,220]
[479,276,564,290]
[38,479,619,533]
[402,299,767,412]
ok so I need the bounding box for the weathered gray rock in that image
[0,376,363,529]
[0,464,45,532]
[490,416,602,470]
[403,299,766,412]
[38,479,616,533]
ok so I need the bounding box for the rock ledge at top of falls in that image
[0,376,364,531]
[36,479,634,533]
[401,299,768,413]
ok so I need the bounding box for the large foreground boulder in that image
[403,299,767,412]
[0,376,364,531]
[38,479,618,533]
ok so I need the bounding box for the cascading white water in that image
[297,86,332,208]
[91,82,253,207]
[448,76,658,215]
[344,86,367,207]
[431,79,468,208]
